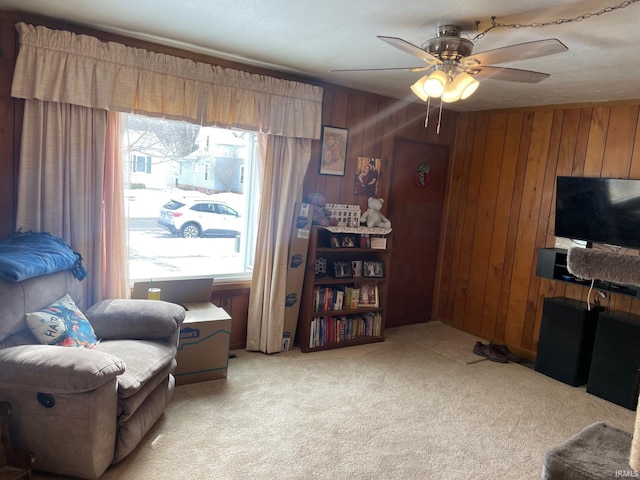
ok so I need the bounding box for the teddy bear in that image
[360,197,391,228]
[306,192,335,226]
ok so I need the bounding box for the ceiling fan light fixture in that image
[461,79,479,100]
[410,75,430,102]
[453,72,480,100]
[441,81,462,103]
[436,72,481,104]
[424,70,447,98]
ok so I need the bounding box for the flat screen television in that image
[555,176,640,249]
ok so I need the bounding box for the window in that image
[132,155,151,173]
[123,114,260,283]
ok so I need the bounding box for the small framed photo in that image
[329,234,340,248]
[320,126,348,176]
[363,261,384,278]
[359,234,370,248]
[333,261,353,278]
[354,157,381,196]
[341,235,356,248]
[370,236,387,249]
[351,260,363,277]
[358,283,379,307]
[315,257,328,277]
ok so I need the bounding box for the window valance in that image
[11,23,323,139]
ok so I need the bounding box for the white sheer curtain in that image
[11,22,322,351]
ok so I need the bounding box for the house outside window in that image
[122,114,259,283]
[132,155,151,173]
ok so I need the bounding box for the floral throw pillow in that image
[26,294,99,348]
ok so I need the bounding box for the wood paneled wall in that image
[211,283,251,351]
[434,104,640,358]
[0,17,18,240]
[303,90,456,212]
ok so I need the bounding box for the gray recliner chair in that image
[0,270,185,479]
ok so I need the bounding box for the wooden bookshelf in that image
[296,226,392,352]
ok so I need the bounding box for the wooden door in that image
[385,138,448,327]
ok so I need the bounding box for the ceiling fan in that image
[333,24,568,103]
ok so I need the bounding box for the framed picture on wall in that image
[320,126,348,176]
[354,157,381,196]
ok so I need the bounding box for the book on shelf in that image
[308,312,383,348]
[312,286,354,312]
[345,287,359,309]
[334,290,344,310]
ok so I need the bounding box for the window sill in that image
[213,277,252,292]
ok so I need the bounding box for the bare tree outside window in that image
[127,115,200,163]
[213,157,238,192]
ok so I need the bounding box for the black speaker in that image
[587,310,640,410]
[535,297,602,386]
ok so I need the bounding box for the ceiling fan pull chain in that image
[424,97,431,128]
[472,0,640,42]
[437,100,443,135]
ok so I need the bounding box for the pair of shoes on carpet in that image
[472,341,524,363]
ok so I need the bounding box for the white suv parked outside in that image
[158,198,241,238]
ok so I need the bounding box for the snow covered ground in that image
[124,188,248,282]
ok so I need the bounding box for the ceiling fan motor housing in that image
[421,24,474,61]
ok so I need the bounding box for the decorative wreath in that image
[414,165,431,188]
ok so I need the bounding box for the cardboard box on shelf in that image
[175,302,231,385]
[283,202,312,350]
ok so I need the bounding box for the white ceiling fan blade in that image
[330,66,430,73]
[471,66,550,83]
[377,36,443,65]
[464,38,568,66]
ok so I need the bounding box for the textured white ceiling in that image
[1,0,639,112]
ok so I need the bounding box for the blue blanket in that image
[0,231,88,282]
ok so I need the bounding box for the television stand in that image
[536,248,640,297]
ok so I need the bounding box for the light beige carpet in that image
[400,320,488,364]
[34,322,636,480]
